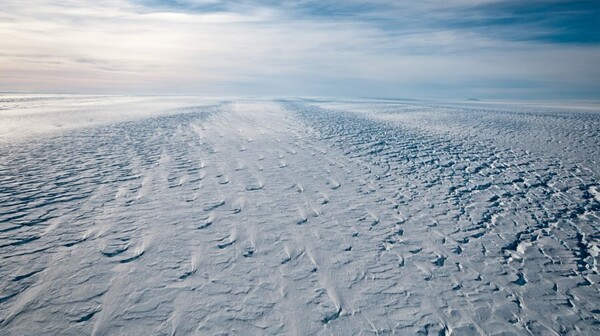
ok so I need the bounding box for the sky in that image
[1,0,599,99]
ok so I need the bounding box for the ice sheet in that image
[0,96,598,335]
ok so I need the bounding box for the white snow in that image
[0,95,599,335]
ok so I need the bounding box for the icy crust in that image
[0,98,599,335]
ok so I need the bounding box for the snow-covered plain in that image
[0,95,599,335]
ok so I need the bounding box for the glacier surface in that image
[0,95,599,335]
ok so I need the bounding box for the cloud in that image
[0,0,598,98]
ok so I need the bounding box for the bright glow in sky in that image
[1,0,599,99]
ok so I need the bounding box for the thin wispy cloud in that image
[1,0,598,98]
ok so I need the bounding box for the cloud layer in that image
[1,0,599,99]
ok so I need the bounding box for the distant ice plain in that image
[0,95,599,335]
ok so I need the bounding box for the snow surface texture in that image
[0,95,599,335]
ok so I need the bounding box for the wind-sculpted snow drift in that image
[0,95,598,335]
